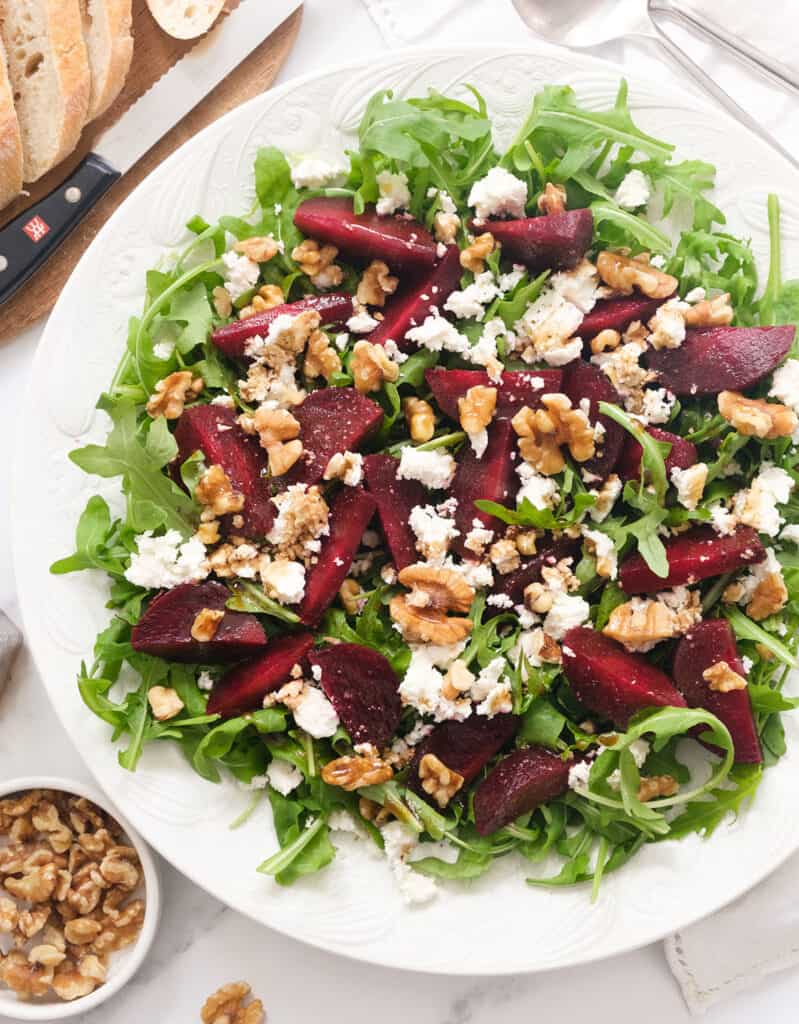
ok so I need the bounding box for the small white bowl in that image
[0,776,161,1021]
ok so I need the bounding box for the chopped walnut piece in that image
[257,283,285,309]
[250,407,301,449]
[5,863,58,903]
[603,592,702,652]
[202,981,265,1024]
[99,847,139,890]
[0,898,17,933]
[338,578,363,615]
[684,292,733,327]
[637,775,679,801]
[357,260,399,307]
[145,371,203,420]
[434,211,460,244]
[17,904,50,938]
[524,581,553,614]
[29,943,67,968]
[234,235,280,263]
[321,753,393,791]
[191,607,225,643]
[490,538,521,575]
[418,753,465,808]
[212,286,233,318]
[390,564,474,644]
[147,685,185,721]
[0,950,53,998]
[304,329,342,381]
[351,339,399,393]
[442,659,476,701]
[596,251,678,299]
[717,390,798,439]
[514,529,538,556]
[746,570,788,621]
[268,484,329,561]
[512,394,595,475]
[291,238,344,289]
[64,917,103,946]
[51,959,97,1001]
[590,328,621,354]
[196,465,246,517]
[537,182,567,215]
[269,440,305,477]
[458,385,497,435]
[255,309,321,370]
[703,660,748,693]
[324,450,363,485]
[403,396,435,442]
[460,231,495,274]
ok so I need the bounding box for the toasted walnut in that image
[191,608,225,643]
[51,959,97,1001]
[321,754,393,791]
[684,292,733,327]
[512,394,595,475]
[434,211,460,244]
[537,182,567,215]
[338,578,363,615]
[0,791,41,820]
[357,260,399,307]
[64,917,102,946]
[747,570,788,621]
[145,371,203,420]
[703,660,748,693]
[1,950,53,998]
[212,286,233,318]
[590,329,622,354]
[402,396,435,442]
[458,385,497,435]
[147,685,185,722]
[490,538,521,575]
[418,754,464,809]
[351,340,399,393]
[0,898,17,933]
[202,981,265,1024]
[291,239,343,289]
[196,465,246,517]
[268,484,329,561]
[234,236,280,263]
[240,283,286,321]
[718,390,798,439]
[390,564,474,644]
[358,797,394,826]
[324,451,362,485]
[17,905,50,939]
[460,232,495,274]
[99,847,139,891]
[77,954,106,984]
[5,863,58,903]
[303,329,342,381]
[196,520,221,545]
[256,309,321,370]
[514,529,538,556]
[597,251,678,299]
[524,582,553,614]
[250,407,300,449]
[603,592,701,652]
[267,439,304,477]
[638,775,679,801]
[540,633,563,663]
[29,943,67,968]
[32,802,72,855]
[441,660,476,701]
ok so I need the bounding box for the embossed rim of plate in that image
[13,44,799,976]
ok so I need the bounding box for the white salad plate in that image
[13,44,799,975]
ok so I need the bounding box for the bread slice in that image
[0,37,22,209]
[0,0,91,183]
[80,0,133,122]
[146,0,224,41]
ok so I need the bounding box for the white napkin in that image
[361,0,799,1013]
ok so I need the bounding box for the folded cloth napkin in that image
[361,0,799,1013]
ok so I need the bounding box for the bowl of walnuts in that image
[0,776,160,1019]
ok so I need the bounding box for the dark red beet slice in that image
[474,746,570,835]
[362,454,425,570]
[369,245,462,351]
[211,293,354,360]
[620,525,766,595]
[562,627,686,728]
[425,368,563,421]
[579,294,667,338]
[207,633,314,718]
[280,387,383,489]
[309,643,401,749]
[617,426,697,483]
[174,405,273,538]
[646,325,796,395]
[489,538,580,611]
[470,209,593,272]
[294,197,437,271]
[563,359,625,480]
[673,620,762,764]
[408,714,519,801]
[452,420,518,558]
[131,582,267,664]
[298,487,377,625]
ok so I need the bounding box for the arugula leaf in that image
[725,606,797,668]
[494,271,548,328]
[226,581,301,624]
[50,496,130,576]
[192,709,287,782]
[759,193,799,329]
[257,803,335,886]
[518,697,566,749]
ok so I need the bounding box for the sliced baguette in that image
[0,37,22,209]
[0,0,91,183]
[146,0,224,40]
[80,0,133,122]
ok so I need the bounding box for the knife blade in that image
[0,0,302,307]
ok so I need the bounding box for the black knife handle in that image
[0,153,120,306]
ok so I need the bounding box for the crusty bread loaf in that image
[0,37,22,209]
[146,0,224,40]
[0,0,91,183]
[80,0,133,122]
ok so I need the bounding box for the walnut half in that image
[418,754,464,808]
[389,564,474,644]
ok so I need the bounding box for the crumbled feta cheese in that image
[197,671,214,692]
[427,186,457,214]
[615,170,652,209]
[515,260,598,366]
[568,759,593,792]
[443,271,499,321]
[640,387,676,425]
[262,559,306,605]
[516,461,559,509]
[153,340,174,361]
[399,644,471,723]
[290,156,348,190]
[266,759,303,796]
[383,338,408,364]
[670,462,708,511]
[781,524,799,545]
[397,447,456,489]
[733,464,795,537]
[732,547,783,606]
[628,738,650,768]
[211,395,235,408]
[405,311,469,353]
[464,521,494,556]
[543,593,591,640]
[376,171,411,216]
[380,821,438,905]
[647,298,689,350]
[588,475,623,523]
[742,655,754,674]
[498,264,526,293]
[470,657,507,701]
[328,810,359,833]
[468,428,488,458]
[770,358,799,416]
[409,504,459,563]
[487,592,513,609]
[347,310,379,334]
[222,250,259,301]
[293,687,339,738]
[125,530,208,589]
[684,286,706,304]
[582,526,618,580]
[468,166,527,221]
[334,332,350,351]
[709,503,737,536]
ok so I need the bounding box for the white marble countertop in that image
[3,1,799,1020]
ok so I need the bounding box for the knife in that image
[0,0,302,307]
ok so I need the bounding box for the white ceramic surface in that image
[0,777,160,1020]
[12,45,799,976]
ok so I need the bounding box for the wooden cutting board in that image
[0,0,302,341]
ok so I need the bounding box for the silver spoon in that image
[511,0,799,171]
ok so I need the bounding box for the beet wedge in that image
[489,538,580,611]
[452,419,518,558]
[294,196,437,270]
[563,359,625,480]
[471,209,593,272]
[409,714,519,802]
[579,294,668,339]
[362,454,425,570]
[474,746,570,836]
[369,245,462,351]
[309,643,402,749]
[280,387,383,489]
[211,293,354,360]
[673,620,762,764]
[620,525,766,595]
[617,425,697,483]
[174,405,273,538]
[646,325,796,396]
[132,582,267,663]
[562,626,686,728]
[207,632,314,718]
[426,368,563,422]
[298,487,377,625]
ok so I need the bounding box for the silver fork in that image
[511,0,799,171]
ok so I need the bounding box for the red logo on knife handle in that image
[23,215,51,243]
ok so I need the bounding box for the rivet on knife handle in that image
[0,154,120,307]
